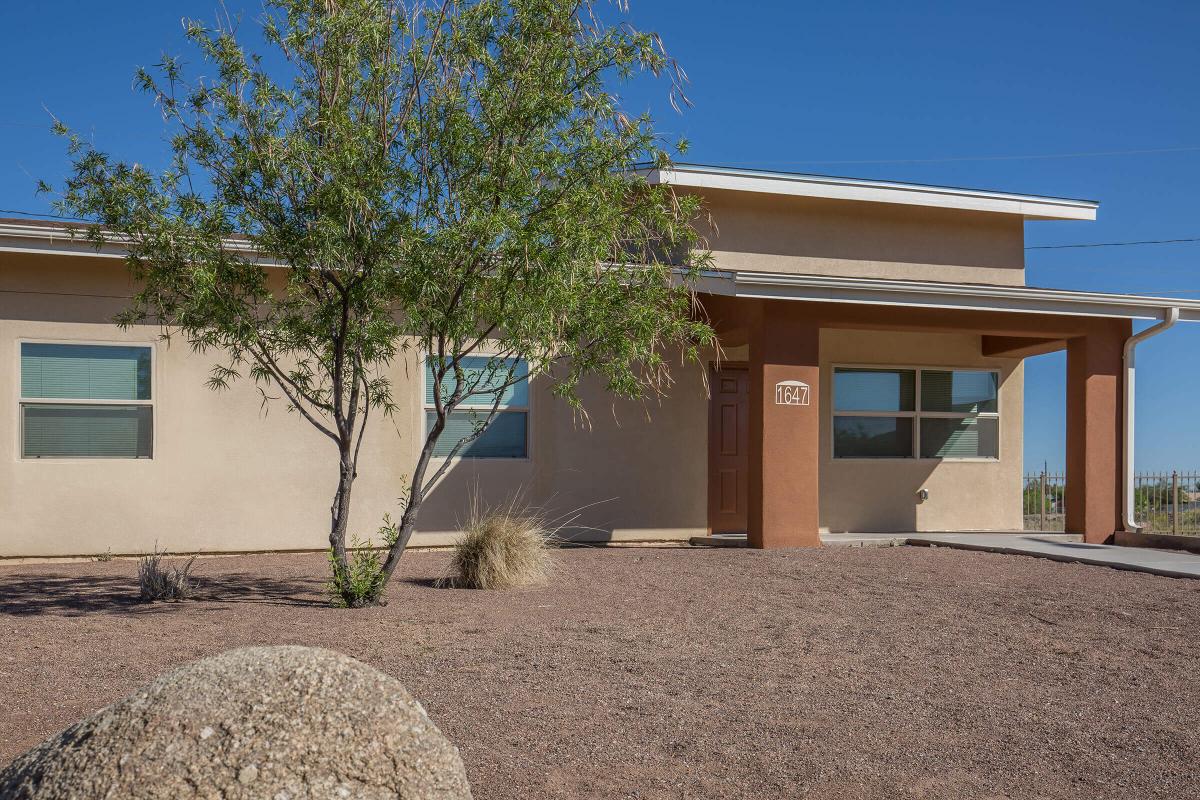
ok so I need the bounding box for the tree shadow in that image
[401,576,447,589]
[0,569,329,617]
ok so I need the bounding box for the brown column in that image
[1065,320,1130,544]
[747,300,821,548]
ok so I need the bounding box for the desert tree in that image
[374,0,716,599]
[48,0,714,607]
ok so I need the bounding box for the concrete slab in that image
[905,533,1200,580]
[820,532,1082,548]
[693,531,1200,580]
[688,534,749,548]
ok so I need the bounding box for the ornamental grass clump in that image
[137,547,197,602]
[444,509,554,590]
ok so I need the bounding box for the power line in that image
[1027,237,1200,250]
[728,146,1200,166]
[739,145,1200,165]
[0,208,92,222]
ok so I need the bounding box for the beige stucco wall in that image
[1,235,1025,557]
[819,329,1024,533]
[413,354,713,544]
[0,251,709,557]
[0,252,536,557]
[695,189,1027,286]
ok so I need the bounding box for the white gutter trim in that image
[729,271,1200,322]
[641,164,1099,221]
[1123,307,1180,532]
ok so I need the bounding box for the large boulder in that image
[0,646,472,799]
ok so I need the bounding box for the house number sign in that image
[775,380,810,406]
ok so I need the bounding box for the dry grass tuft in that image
[137,546,197,602]
[443,507,555,590]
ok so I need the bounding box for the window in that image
[833,367,998,460]
[20,343,154,458]
[424,355,528,458]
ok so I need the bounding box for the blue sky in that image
[1,1,1197,471]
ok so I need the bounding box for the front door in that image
[708,364,750,535]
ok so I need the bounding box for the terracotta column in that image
[1065,319,1130,544]
[747,300,821,548]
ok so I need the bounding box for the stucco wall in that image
[819,329,1024,532]
[695,189,1027,286]
[0,252,534,557]
[0,251,706,557]
[1,248,1024,557]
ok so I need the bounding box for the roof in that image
[0,217,262,261]
[3,216,1191,323]
[697,270,1200,322]
[640,163,1099,221]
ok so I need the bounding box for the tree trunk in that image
[378,495,422,586]
[375,410,446,590]
[328,446,357,605]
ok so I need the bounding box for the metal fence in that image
[1023,472,1066,531]
[1023,471,1200,535]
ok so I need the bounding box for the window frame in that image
[421,353,532,462]
[831,364,1000,462]
[16,338,158,461]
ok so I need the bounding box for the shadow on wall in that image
[820,460,940,533]
[421,363,711,544]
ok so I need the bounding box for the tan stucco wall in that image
[819,329,1024,533]
[0,252,536,557]
[523,357,711,543]
[1,250,1023,557]
[402,347,716,544]
[695,189,1027,286]
[0,251,706,557]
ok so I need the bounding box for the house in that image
[3,164,1196,558]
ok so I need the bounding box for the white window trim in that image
[16,337,158,461]
[831,364,1000,462]
[421,353,532,462]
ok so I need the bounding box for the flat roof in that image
[697,270,1200,323]
[6,217,1191,322]
[640,163,1099,221]
[0,217,265,261]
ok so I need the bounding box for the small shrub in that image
[328,516,399,608]
[137,547,197,602]
[444,508,554,590]
[94,548,114,563]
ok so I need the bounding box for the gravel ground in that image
[1,546,1199,799]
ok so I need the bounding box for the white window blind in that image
[833,367,998,460]
[20,343,154,458]
[424,356,528,458]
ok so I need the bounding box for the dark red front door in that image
[708,364,750,535]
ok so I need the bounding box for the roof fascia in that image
[642,165,1098,221]
[698,270,1198,322]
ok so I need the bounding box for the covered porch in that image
[697,272,1198,547]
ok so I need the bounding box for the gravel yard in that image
[1,545,1198,799]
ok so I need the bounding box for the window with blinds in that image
[20,343,154,458]
[424,355,528,458]
[833,366,998,460]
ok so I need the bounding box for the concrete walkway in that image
[693,532,1200,580]
[903,533,1200,580]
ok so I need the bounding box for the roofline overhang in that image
[0,220,274,263]
[4,219,1187,322]
[640,163,1099,221]
[696,270,1199,322]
